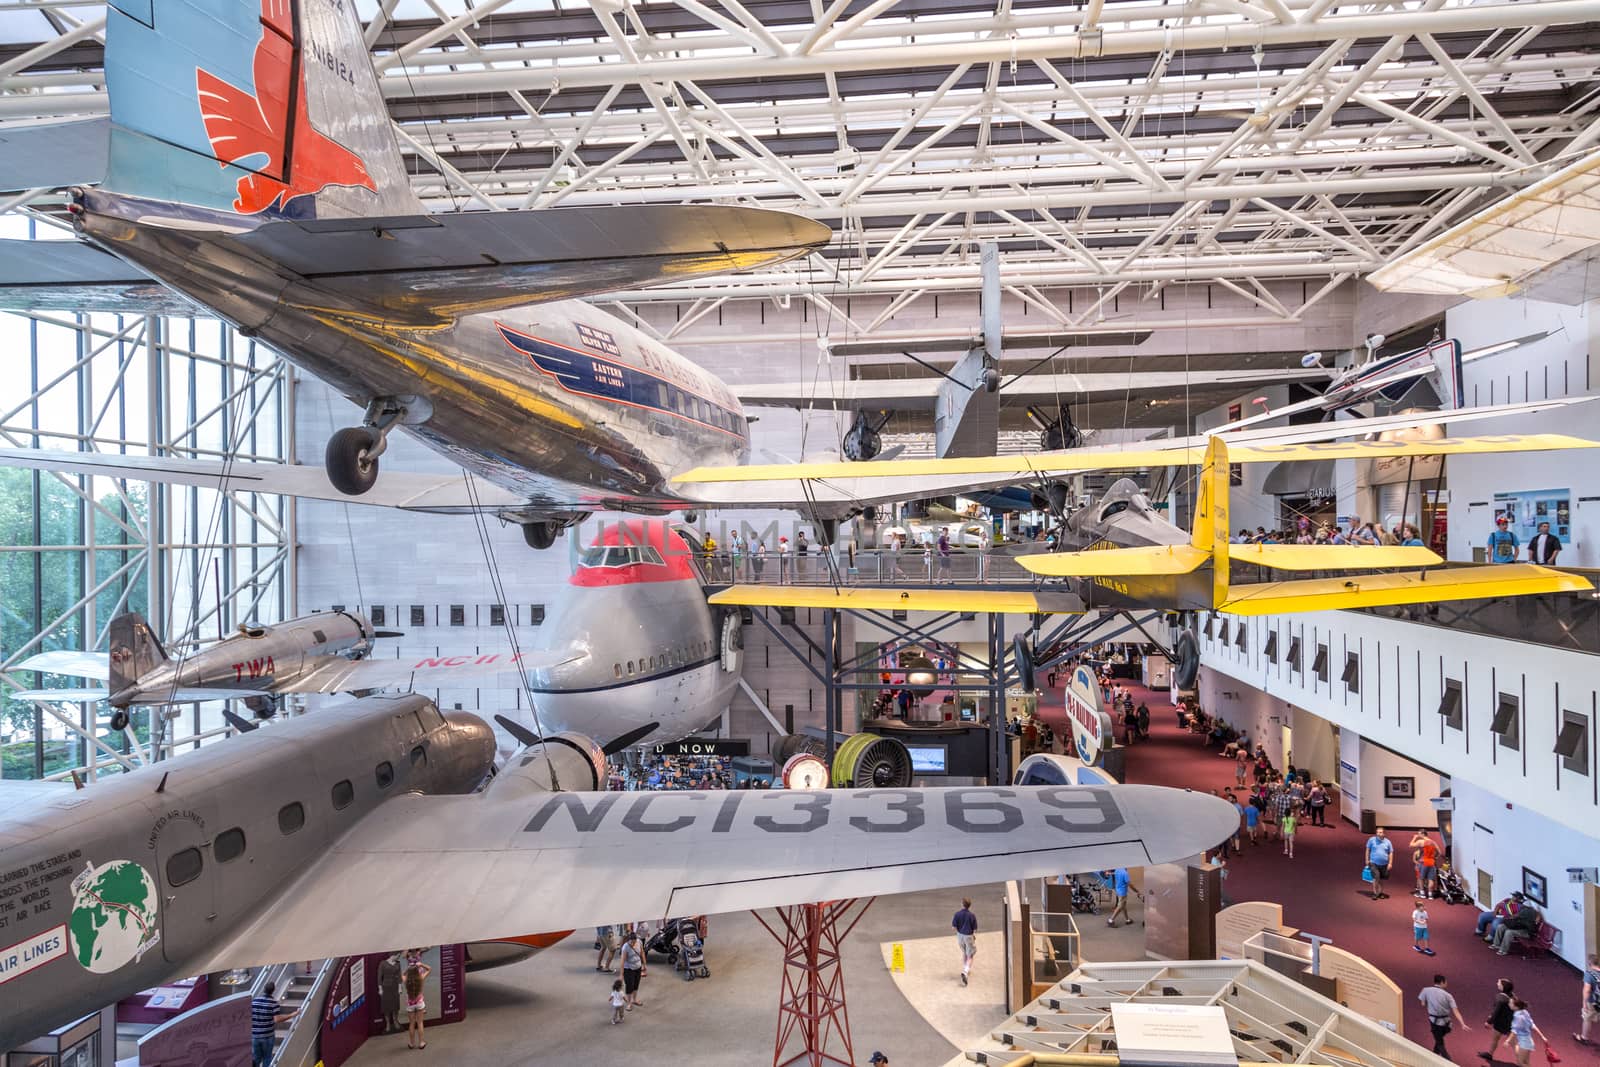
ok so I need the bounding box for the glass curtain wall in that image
[0,217,292,781]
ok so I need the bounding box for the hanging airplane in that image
[0,690,1239,1050]
[9,522,744,745]
[0,0,1594,550]
[8,610,575,725]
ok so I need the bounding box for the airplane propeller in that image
[493,713,661,757]
[373,630,405,639]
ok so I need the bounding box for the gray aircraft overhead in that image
[0,692,1238,1048]
[10,610,573,723]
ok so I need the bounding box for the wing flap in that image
[195,784,1237,972]
[1014,545,1210,577]
[1220,564,1591,615]
[1232,544,1444,570]
[706,585,1085,614]
[292,649,582,693]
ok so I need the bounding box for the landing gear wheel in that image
[109,709,130,732]
[325,427,381,496]
[683,510,699,525]
[522,521,560,550]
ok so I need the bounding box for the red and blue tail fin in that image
[103,0,420,220]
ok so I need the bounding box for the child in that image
[609,979,626,1024]
[1281,803,1298,858]
[1244,799,1260,844]
[1413,898,1435,955]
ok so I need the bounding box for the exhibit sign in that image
[1110,1003,1238,1067]
[136,991,251,1066]
[1064,665,1115,767]
[652,738,750,756]
[1493,488,1571,542]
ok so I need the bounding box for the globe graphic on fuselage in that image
[68,860,160,974]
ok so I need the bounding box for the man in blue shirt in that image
[1365,828,1394,900]
[251,981,298,1067]
[1487,516,1520,563]
[1104,867,1143,927]
[952,897,978,985]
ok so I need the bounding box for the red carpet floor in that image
[1036,682,1589,1064]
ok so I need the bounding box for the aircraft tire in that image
[109,709,130,732]
[1174,629,1200,690]
[522,522,559,550]
[325,427,380,495]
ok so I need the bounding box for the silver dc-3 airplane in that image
[14,521,745,745]
[0,0,1596,550]
[0,690,1239,1048]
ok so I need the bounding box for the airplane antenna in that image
[154,772,168,794]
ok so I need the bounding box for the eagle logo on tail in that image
[196,0,376,214]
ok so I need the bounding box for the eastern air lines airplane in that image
[0,0,1595,613]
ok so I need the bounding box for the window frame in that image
[166,847,204,887]
[277,801,306,835]
[214,828,246,864]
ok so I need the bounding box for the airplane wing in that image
[1220,564,1590,615]
[6,687,267,703]
[0,208,831,324]
[1229,544,1443,570]
[0,447,523,513]
[1012,545,1210,578]
[8,650,112,680]
[706,586,1085,614]
[735,367,1330,411]
[0,239,202,315]
[194,783,1237,972]
[287,649,582,694]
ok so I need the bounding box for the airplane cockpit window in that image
[165,847,203,887]
[579,545,665,568]
[417,705,445,732]
[1098,478,1149,523]
[214,828,246,863]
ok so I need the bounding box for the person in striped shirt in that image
[251,981,298,1067]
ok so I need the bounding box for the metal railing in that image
[696,548,1042,587]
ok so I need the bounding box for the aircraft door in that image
[153,801,218,964]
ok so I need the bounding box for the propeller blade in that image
[602,722,661,756]
[494,714,541,748]
[221,709,259,734]
[373,630,406,639]
[875,444,907,463]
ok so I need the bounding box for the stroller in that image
[676,920,710,981]
[1436,863,1474,906]
[1069,876,1102,914]
[646,921,682,965]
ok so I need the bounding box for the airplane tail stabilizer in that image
[1430,338,1465,409]
[107,611,171,707]
[102,0,420,219]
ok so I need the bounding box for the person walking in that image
[1419,973,1470,1059]
[1575,953,1600,1047]
[608,979,627,1025]
[1281,802,1298,858]
[404,957,432,1049]
[597,923,619,972]
[620,931,647,1010]
[952,897,978,986]
[1307,780,1328,827]
[1244,796,1260,844]
[378,951,403,1033]
[869,1054,890,1066]
[1137,702,1150,739]
[1235,746,1249,786]
[937,528,953,583]
[1412,831,1441,898]
[1413,898,1436,956]
[1509,998,1549,1067]
[1366,828,1394,899]
[1106,867,1142,927]
[1482,977,1516,1062]
[250,981,298,1067]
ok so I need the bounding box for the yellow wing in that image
[671,433,1600,484]
[1231,544,1444,570]
[1014,545,1210,577]
[706,586,1083,615]
[1219,564,1590,616]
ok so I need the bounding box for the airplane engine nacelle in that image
[842,421,882,461]
[497,732,608,795]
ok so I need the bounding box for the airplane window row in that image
[165,759,412,888]
[652,382,744,433]
[613,638,715,678]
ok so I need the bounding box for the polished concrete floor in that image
[343,882,1009,1067]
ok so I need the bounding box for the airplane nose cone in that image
[444,710,497,781]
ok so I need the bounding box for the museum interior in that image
[1,0,1598,1064]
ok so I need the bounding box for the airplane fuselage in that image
[0,695,495,1050]
[74,190,750,516]
[1054,478,1217,611]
